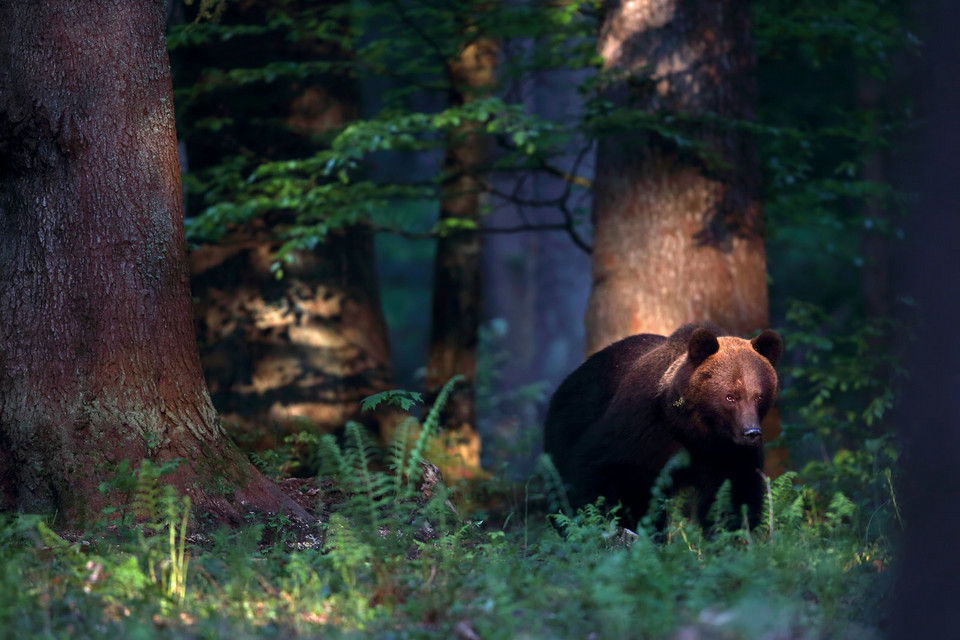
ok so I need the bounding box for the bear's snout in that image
[742,426,762,441]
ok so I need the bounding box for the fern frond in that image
[345,421,384,535]
[535,453,572,517]
[640,450,689,533]
[825,492,858,531]
[404,375,464,490]
[389,416,417,499]
[705,479,735,533]
[360,389,423,412]
[131,460,163,528]
[317,433,350,481]
[325,512,374,591]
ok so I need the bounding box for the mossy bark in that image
[0,0,306,523]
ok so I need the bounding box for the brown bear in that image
[543,322,782,533]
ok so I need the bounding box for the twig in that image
[386,0,449,66]
[368,221,586,239]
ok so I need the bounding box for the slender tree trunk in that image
[0,0,305,523]
[180,0,394,448]
[586,0,769,353]
[425,38,497,472]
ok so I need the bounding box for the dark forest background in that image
[170,0,912,488]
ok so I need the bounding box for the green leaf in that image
[360,389,424,412]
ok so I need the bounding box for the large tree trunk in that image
[0,0,305,523]
[892,2,960,634]
[424,38,497,473]
[585,1,781,473]
[586,0,769,352]
[179,0,393,449]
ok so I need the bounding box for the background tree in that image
[424,16,498,472]
[752,0,914,486]
[176,0,597,475]
[171,1,393,452]
[0,0,304,522]
[480,15,595,475]
[585,0,769,354]
[170,0,913,488]
[580,0,786,472]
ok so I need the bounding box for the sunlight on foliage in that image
[0,378,896,638]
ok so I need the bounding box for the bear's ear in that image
[751,330,783,367]
[687,327,720,365]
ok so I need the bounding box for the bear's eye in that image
[725,394,736,403]
[756,394,763,403]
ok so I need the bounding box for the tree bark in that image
[425,37,498,473]
[586,0,769,353]
[0,0,305,523]
[191,226,392,448]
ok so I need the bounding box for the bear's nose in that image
[743,427,762,440]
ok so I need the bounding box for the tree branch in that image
[368,220,590,251]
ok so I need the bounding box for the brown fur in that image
[543,323,782,532]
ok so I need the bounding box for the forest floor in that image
[0,458,893,640]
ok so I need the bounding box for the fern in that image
[389,416,417,499]
[325,512,373,591]
[121,459,192,603]
[130,459,184,530]
[825,492,858,532]
[247,451,270,476]
[402,375,464,492]
[551,499,622,548]
[360,389,423,413]
[535,453,572,517]
[705,480,736,535]
[769,471,804,528]
[317,432,350,482]
[640,450,689,535]
[344,421,391,536]
[312,378,466,567]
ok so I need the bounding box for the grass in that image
[0,379,896,639]
[0,459,893,639]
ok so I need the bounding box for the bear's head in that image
[665,327,783,448]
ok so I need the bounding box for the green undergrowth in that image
[0,492,894,639]
[0,382,896,639]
